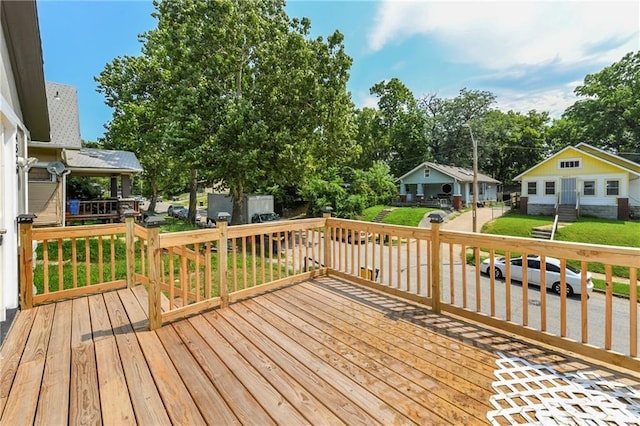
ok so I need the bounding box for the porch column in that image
[399,180,406,195]
[110,176,118,198]
[121,175,132,198]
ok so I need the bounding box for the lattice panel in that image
[487,353,640,425]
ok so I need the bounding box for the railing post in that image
[145,216,164,330]
[430,215,443,313]
[216,212,230,308]
[322,206,333,272]
[17,214,36,309]
[124,209,136,288]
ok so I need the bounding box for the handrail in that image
[550,215,560,241]
[20,213,640,370]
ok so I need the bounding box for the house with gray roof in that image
[28,82,143,226]
[396,162,501,210]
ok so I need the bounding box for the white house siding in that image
[525,174,630,219]
[0,28,28,322]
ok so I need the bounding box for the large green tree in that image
[560,51,640,153]
[96,55,184,213]
[420,89,496,169]
[477,109,549,184]
[149,0,355,224]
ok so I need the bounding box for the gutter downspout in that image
[61,170,71,227]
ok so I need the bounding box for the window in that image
[546,263,561,273]
[424,168,430,178]
[28,167,55,183]
[528,259,541,270]
[511,259,523,267]
[583,181,595,196]
[559,159,581,169]
[606,180,619,196]
[545,181,555,195]
[527,181,537,195]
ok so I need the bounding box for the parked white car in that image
[480,256,593,296]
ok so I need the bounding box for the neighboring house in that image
[514,142,640,220]
[1,0,51,321]
[396,162,501,210]
[29,82,143,226]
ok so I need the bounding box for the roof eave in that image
[1,0,50,141]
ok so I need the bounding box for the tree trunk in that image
[148,179,158,213]
[230,183,244,225]
[188,168,198,224]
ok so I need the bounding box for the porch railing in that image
[19,212,639,370]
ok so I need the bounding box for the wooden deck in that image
[1,276,639,425]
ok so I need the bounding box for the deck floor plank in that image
[88,294,136,426]
[205,311,345,425]
[155,325,241,425]
[244,296,447,425]
[172,319,276,425]
[118,288,206,425]
[311,280,499,373]
[210,308,376,425]
[102,291,171,425]
[226,303,413,425]
[253,294,487,425]
[279,283,495,405]
[187,315,310,425]
[69,297,101,426]
[2,276,639,425]
[1,305,54,425]
[35,300,73,425]
[0,307,37,418]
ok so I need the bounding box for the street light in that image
[463,124,478,233]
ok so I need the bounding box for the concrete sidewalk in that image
[419,205,509,232]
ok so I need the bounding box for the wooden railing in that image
[324,217,639,370]
[65,199,141,223]
[19,213,639,370]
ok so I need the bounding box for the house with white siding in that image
[514,143,640,220]
[0,0,51,321]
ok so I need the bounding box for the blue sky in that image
[37,1,639,142]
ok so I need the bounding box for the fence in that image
[19,212,639,370]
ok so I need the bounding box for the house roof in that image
[30,82,82,148]
[513,143,640,181]
[396,161,500,184]
[1,0,50,140]
[63,148,143,174]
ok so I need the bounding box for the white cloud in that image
[368,1,639,70]
[359,94,380,109]
[494,84,580,118]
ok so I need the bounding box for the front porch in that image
[3,277,639,424]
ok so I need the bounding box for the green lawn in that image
[482,212,640,248]
[480,212,639,299]
[360,205,435,227]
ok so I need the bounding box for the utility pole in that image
[464,124,478,233]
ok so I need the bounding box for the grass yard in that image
[482,212,640,248]
[479,212,639,299]
[361,205,436,227]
